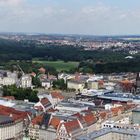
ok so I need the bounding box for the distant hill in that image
[0,38,127,62]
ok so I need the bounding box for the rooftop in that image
[0,115,13,125]
[132,107,140,112]
[68,80,85,84]
[51,92,64,100]
[58,101,87,108]
[0,105,29,122]
[77,128,140,140]
[63,119,81,133]
[98,92,140,102]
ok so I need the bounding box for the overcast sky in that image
[1,0,140,35]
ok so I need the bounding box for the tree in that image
[32,77,41,87]
[52,79,67,90]
[2,85,39,102]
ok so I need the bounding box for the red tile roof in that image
[120,79,132,84]
[73,112,97,126]
[0,105,29,121]
[3,96,15,100]
[64,120,81,133]
[51,92,64,100]
[99,111,107,120]
[124,104,136,110]
[111,106,124,116]
[83,113,96,126]
[31,115,44,125]
[99,104,136,120]
[73,113,82,118]
[50,117,60,129]
[40,98,51,107]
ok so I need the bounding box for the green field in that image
[33,60,79,72]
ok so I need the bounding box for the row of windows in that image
[103,124,139,130]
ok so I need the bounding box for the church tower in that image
[136,73,140,94]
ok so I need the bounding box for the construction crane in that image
[17,64,25,76]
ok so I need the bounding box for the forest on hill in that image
[0,38,140,73]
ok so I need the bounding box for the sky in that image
[0,0,140,35]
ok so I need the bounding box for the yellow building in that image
[67,80,85,92]
[88,81,99,89]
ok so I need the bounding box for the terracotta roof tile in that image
[83,113,96,126]
[99,112,107,120]
[73,111,97,126]
[50,117,60,129]
[120,80,132,84]
[31,115,44,125]
[0,105,28,121]
[64,120,81,133]
[111,106,124,116]
[51,92,64,100]
[3,96,15,100]
[124,104,136,110]
[40,98,51,107]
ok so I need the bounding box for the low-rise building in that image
[29,109,97,140]
[0,71,18,86]
[38,92,64,108]
[34,98,53,112]
[88,81,99,90]
[29,114,59,140]
[105,104,122,111]
[67,80,85,92]
[58,73,75,83]
[0,105,30,140]
[0,77,16,86]
[51,92,64,106]
[57,119,83,140]
[41,79,52,89]
[55,101,88,113]
[20,74,32,88]
[77,128,140,140]
[0,115,23,140]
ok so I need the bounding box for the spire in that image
[136,73,140,80]
[136,72,140,94]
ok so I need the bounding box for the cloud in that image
[0,0,24,6]
[0,1,140,35]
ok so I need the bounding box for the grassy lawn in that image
[33,60,79,72]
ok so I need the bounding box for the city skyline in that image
[1,0,140,35]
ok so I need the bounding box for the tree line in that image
[0,38,140,73]
[0,38,128,62]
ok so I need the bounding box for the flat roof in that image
[58,101,87,108]
[98,92,140,102]
[77,128,140,140]
[0,98,35,114]
[132,108,140,112]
